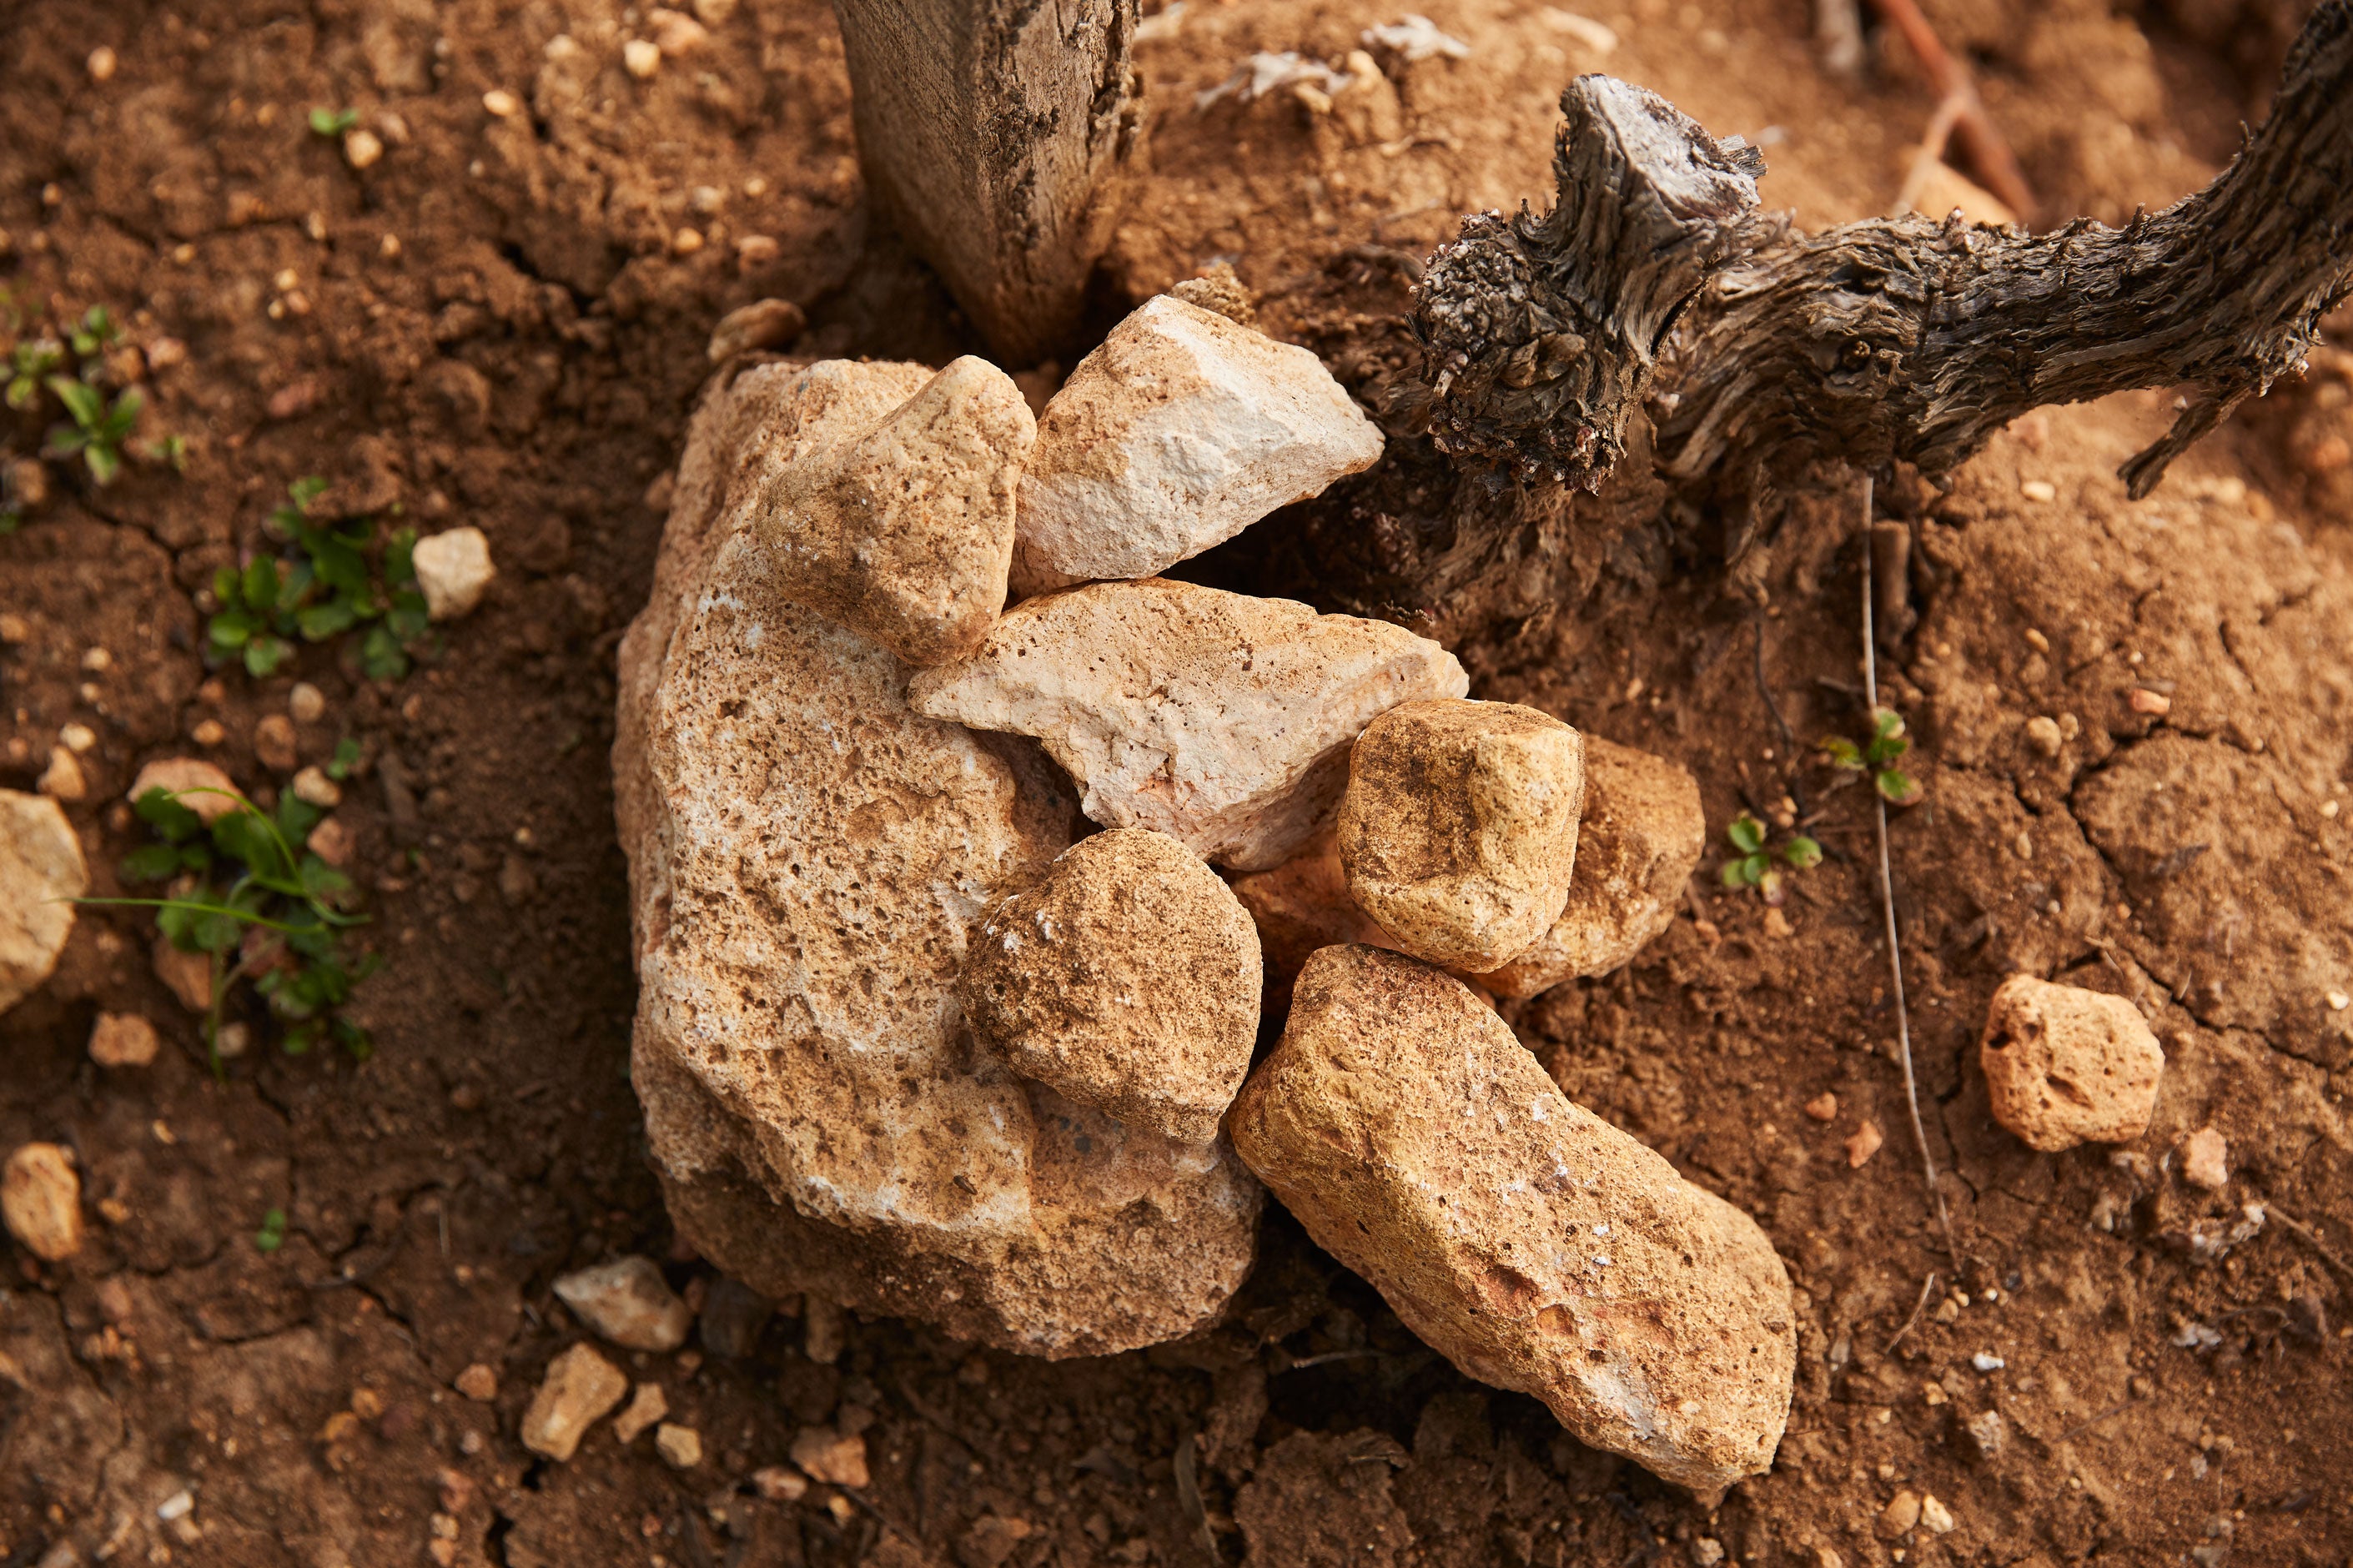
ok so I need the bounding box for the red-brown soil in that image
[4,1,2351,1565]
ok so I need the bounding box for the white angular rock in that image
[1229,945,1796,1495]
[1016,295,1385,581]
[613,367,1259,1358]
[908,579,1467,871]
[553,1255,693,1351]
[1482,737,1706,998]
[1,790,88,1016]
[412,527,496,621]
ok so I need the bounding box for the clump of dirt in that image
[3,1,2350,1566]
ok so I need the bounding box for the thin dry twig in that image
[2262,1200,2353,1281]
[1890,88,1970,217]
[1883,1269,1940,1354]
[1863,0,2035,221]
[1861,475,1957,1267]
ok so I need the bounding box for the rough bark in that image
[1294,0,2353,632]
[832,0,1144,366]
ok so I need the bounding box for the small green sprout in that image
[68,305,120,358]
[6,338,63,409]
[43,378,143,485]
[308,107,362,137]
[325,736,364,780]
[1720,811,1821,905]
[1820,707,1923,806]
[255,1207,289,1253]
[87,783,379,1072]
[206,478,430,680]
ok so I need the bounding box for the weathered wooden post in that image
[830,0,1145,365]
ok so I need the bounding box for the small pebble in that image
[156,1490,193,1521]
[289,682,328,722]
[412,528,497,621]
[1919,1495,1955,1535]
[482,88,521,117]
[752,1465,808,1501]
[650,8,711,53]
[671,226,705,255]
[344,128,384,170]
[623,38,661,76]
[60,723,97,753]
[2,1143,83,1261]
[37,747,86,802]
[1970,1352,2004,1371]
[254,714,299,772]
[292,766,342,808]
[190,719,227,747]
[2024,716,2063,757]
[2180,1125,2229,1190]
[2329,991,2350,1012]
[88,47,118,81]
[791,1425,869,1488]
[1845,1121,1884,1168]
[2129,687,2171,716]
[654,1423,703,1469]
[1803,1092,1838,1123]
[1876,1490,1921,1540]
[520,1344,628,1461]
[454,1364,499,1402]
[2020,480,2057,503]
[612,1381,670,1444]
[804,1294,845,1365]
[89,1012,160,1068]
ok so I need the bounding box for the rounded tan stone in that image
[1337,700,1586,972]
[1978,974,2164,1152]
[126,757,240,822]
[962,829,1261,1144]
[1228,944,1796,1495]
[1482,736,1704,998]
[3,1143,83,1262]
[0,790,88,1017]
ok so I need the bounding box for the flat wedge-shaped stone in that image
[908,579,1466,871]
[1017,295,1385,581]
[1229,945,1796,1495]
[1338,700,1586,972]
[615,372,1258,1358]
[1979,974,2164,1151]
[726,355,1034,666]
[1483,737,1704,998]
[963,829,1261,1144]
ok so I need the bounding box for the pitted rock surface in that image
[1228,945,1796,1494]
[1482,736,1703,998]
[615,363,1259,1357]
[962,829,1260,1144]
[1979,974,2165,1151]
[908,578,1467,872]
[1337,700,1586,972]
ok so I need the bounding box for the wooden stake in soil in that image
[830,0,1146,365]
[1858,475,1956,1264]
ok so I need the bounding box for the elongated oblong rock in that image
[908,578,1467,871]
[1979,974,2164,1151]
[962,829,1261,1144]
[1229,945,1796,1494]
[1338,700,1586,972]
[724,355,1034,666]
[1482,736,1704,998]
[614,363,1259,1358]
[1017,295,1385,581]
[1,790,87,1017]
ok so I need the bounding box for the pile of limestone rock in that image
[613,287,1793,1493]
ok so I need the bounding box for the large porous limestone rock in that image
[723,355,1034,666]
[1229,945,1796,1495]
[1337,701,1586,972]
[962,829,1261,1144]
[1,790,88,1016]
[1482,737,1705,998]
[1017,294,1385,582]
[1979,974,2165,1151]
[908,579,1467,871]
[614,360,1259,1358]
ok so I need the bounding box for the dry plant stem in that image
[1862,0,2034,219]
[1883,1267,1940,1354]
[1860,475,1957,1266]
[2263,1199,2353,1281]
[1889,90,1968,217]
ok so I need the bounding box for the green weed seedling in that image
[207,477,431,680]
[1821,706,1923,807]
[1720,811,1822,906]
[44,376,144,485]
[308,107,361,137]
[88,783,379,1073]
[254,1207,289,1253]
[3,304,184,531]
